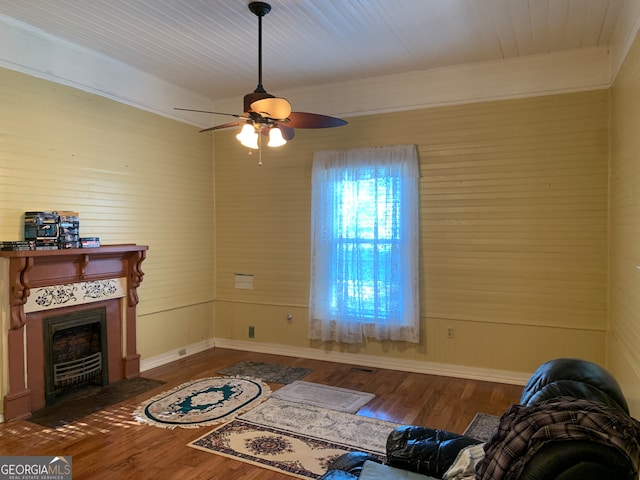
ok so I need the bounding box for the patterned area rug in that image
[463,412,500,442]
[188,399,399,478]
[272,381,375,413]
[239,398,399,453]
[189,420,373,479]
[218,361,312,384]
[134,377,270,429]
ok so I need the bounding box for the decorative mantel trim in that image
[25,278,126,313]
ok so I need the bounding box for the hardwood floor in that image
[0,349,523,479]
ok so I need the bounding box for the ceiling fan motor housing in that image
[248,2,271,17]
[244,91,274,113]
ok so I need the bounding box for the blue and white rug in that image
[134,376,270,429]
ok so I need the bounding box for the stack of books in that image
[57,211,80,249]
[0,240,35,251]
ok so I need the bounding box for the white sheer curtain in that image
[308,144,420,343]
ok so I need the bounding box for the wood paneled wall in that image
[0,68,215,376]
[610,30,640,416]
[2,63,627,412]
[215,90,609,373]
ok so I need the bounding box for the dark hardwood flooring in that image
[0,348,523,479]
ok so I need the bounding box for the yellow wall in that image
[214,90,609,374]
[4,55,638,415]
[609,30,640,416]
[0,68,215,379]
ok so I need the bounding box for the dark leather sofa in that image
[319,358,640,480]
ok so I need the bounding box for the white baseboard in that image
[140,339,214,372]
[212,338,530,386]
[139,337,530,385]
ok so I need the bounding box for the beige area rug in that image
[272,381,375,413]
[188,398,401,478]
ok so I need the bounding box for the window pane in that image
[309,144,419,343]
[331,174,401,320]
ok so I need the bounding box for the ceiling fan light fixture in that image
[236,123,259,149]
[267,126,287,147]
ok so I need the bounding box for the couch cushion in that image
[359,461,438,480]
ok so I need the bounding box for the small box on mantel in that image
[24,211,58,225]
[80,237,101,248]
[56,211,80,249]
[24,211,59,240]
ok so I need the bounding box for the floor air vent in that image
[349,366,376,374]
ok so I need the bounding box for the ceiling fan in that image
[176,1,347,154]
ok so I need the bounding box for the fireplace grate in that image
[53,351,102,388]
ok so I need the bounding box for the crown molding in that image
[0,14,211,126]
[216,47,612,120]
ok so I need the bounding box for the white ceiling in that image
[1,0,639,106]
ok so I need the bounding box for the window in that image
[308,144,420,343]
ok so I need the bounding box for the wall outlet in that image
[248,325,255,338]
[446,326,454,338]
[287,313,293,323]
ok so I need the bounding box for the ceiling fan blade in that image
[173,107,246,118]
[285,112,347,129]
[199,122,241,133]
[250,97,292,120]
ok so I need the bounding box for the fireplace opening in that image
[43,307,109,405]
